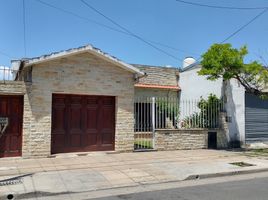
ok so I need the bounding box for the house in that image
[180,59,268,147]
[0,44,186,158]
[133,64,180,98]
[0,45,147,157]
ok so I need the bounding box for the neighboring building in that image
[179,63,222,101]
[133,64,180,98]
[180,59,268,147]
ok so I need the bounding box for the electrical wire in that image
[80,0,185,62]
[194,8,268,62]
[221,8,268,43]
[32,0,268,65]
[34,0,198,57]
[34,0,128,35]
[0,50,13,59]
[176,0,268,10]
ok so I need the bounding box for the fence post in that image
[152,97,156,149]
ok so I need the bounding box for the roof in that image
[134,83,180,90]
[180,62,201,72]
[132,64,180,90]
[11,44,144,76]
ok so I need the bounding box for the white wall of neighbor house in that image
[179,67,223,122]
[179,66,246,145]
[179,67,223,100]
[225,79,245,145]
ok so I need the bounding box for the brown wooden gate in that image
[0,95,23,158]
[51,94,115,154]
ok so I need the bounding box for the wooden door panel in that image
[52,134,65,148]
[101,132,113,144]
[52,96,66,133]
[51,94,115,154]
[69,100,83,132]
[0,96,23,157]
[52,107,65,133]
[85,99,98,147]
[86,108,98,129]
[70,134,81,147]
[10,136,20,151]
[99,97,115,147]
[51,95,66,152]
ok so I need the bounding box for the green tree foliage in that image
[198,43,268,95]
[198,94,222,128]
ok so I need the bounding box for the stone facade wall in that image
[0,81,27,94]
[155,129,208,150]
[22,52,135,157]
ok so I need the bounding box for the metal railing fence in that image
[134,96,224,131]
[0,67,20,81]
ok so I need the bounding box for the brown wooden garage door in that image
[51,94,115,154]
[0,95,23,158]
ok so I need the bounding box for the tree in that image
[198,43,268,95]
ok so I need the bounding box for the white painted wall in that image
[179,67,222,100]
[179,66,246,145]
[225,79,245,144]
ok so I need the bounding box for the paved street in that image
[1,150,268,199]
[91,173,268,200]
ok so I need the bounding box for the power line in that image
[176,0,268,10]
[191,8,268,64]
[34,0,127,35]
[34,0,198,57]
[0,50,13,59]
[221,8,268,43]
[147,40,200,56]
[23,0,26,56]
[80,0,184,62]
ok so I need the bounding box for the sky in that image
[0,0,268,68]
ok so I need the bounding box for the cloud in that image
[0,66,13,80]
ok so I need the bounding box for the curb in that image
[184,167,268,180]
[2,168,268,200]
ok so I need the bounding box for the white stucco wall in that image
[179,67,222,100]
[225,80,245,145]
[179,66,246,145]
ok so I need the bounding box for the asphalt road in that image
[92,176,268,200]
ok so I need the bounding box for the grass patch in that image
[251,149,268,154]
[230,162,255,167]
[134,140,153,149]
[244,148,268,157]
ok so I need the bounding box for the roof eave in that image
[135,83,181,90]
[180,62,200,72]
[21,45,144,76]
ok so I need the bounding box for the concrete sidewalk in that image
[1,150,268,199]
